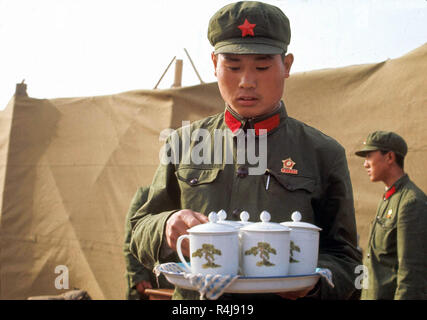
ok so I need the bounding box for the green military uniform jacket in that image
[361,174,427,299]
[123,186,172,299]
[130,103,362,299]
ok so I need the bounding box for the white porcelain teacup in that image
[240,211,291,277]
[176,212,239,276]
[280,211,322,275]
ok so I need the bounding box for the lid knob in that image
[260,210,271,223]
[208,211,218,223]
[217,209,227,221]
[291,211,302,222]
[240,211,249,222]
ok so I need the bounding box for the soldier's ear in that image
[387,151,396,164]
[211,52,218,76]
[282,53,293,78]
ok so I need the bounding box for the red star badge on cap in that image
[238,18,256,37]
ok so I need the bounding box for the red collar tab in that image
[238,18,256,37]
[384,185,396,200]
[224,109,280,136]
[224,109,242,133]
[253,114,280,136]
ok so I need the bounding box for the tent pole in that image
[154,56,176,89]
[184,48,204,84]
[15,79,28,97]
[171,59,183,88]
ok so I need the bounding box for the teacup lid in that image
[241,211,290,232]
[280,211,322,231]
[239,211,253,225]
[217,209,254,228]
[188,211,238,234]
[217,209,243,229]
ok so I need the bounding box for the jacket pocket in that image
[266,169,316,193]
[373,216,396,254]
[375,216,396,230]
[175,167,222,214]
[175,167,221,186]
[264,169,316,221]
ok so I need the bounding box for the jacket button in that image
[367,253,370,259]
[237,166,248,178]
[189,178,198,185]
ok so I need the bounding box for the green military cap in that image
[355,131,408,157]
[207,1,291,55]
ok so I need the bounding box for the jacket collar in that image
[224,101,288,136]
[384,174,409,200]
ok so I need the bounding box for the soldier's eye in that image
[226,66,240,71]
[256,66,270,71]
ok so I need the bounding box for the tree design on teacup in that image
[192,243,222,269]
[290,240,301,263]
[244,242,277,267]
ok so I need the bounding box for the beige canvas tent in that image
[0,43,426,300]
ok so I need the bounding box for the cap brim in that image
[215,43,284,55]
[214,37,287,55]
[354,145,380,157]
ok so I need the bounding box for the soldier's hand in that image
[165,209,208,257]
[135,280,153,296]
[276,282,316,300]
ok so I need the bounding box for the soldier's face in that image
[212,53,293,118]
[363,150,390,183]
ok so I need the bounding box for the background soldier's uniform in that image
[130,104,362,299]
[361,174,427,299]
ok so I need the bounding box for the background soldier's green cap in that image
[208,1,291,55]
[355,131,408,157]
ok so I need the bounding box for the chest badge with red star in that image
[281,158,298,175]
[238,18,256,37]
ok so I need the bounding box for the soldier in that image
[123,186,172,299]
[130,1,362,299]
[355,131,427,299]
[123,187,154,299]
